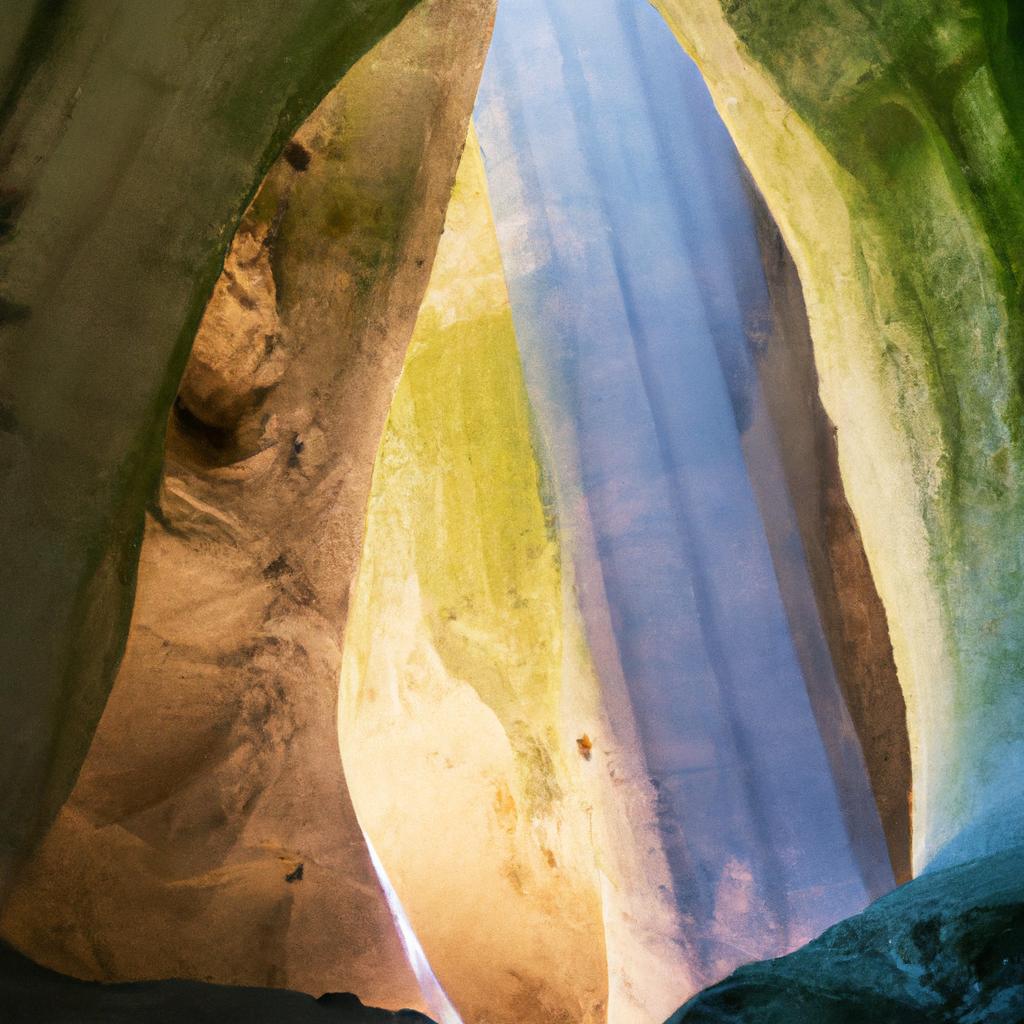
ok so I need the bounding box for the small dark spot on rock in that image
[145,498,186,537]
[577,734,593,760]
[416,258,425,267]
[172,396,233,450]
[283,140,311,172]
[0,402,19,434]
[285,863,303,883]
[287,435,305,468]
[263,554,290,579]
[0,297,31,324]
[0,187,28,241]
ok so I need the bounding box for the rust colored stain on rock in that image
[745,181,913,887]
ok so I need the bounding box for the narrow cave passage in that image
[0,0,913,1022]
[342,0,911,1021]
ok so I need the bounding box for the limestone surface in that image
[0,0,496,1006]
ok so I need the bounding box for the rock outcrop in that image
[666,843,1024,1023]
[0,0,419,902]
[0,0,496,1007]
[0,939,436,1024]
[653,0,1024,873]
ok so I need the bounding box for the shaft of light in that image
[360,825,465,1024]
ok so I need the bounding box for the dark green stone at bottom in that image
[668,845,1024,1023]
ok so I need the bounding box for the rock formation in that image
[0,0,495,1006]
[0,0,420,901]
[653,0,1024,874]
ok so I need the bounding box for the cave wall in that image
[0,0,496,1006]
[0,0,421,902]
[741,178,912,886]
[653,0,1024,872]
[338,121,698,1024]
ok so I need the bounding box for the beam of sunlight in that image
[360,824,465,1024]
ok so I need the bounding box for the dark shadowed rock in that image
[666,844,1024,1023]
[0,939,436,1024]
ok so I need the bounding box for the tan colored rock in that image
[0,0,496,1005]
[338,124,697,1024]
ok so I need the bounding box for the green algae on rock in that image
[653,0,1024,872]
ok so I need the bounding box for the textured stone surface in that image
[339,122,694,1024]
[0,0,495,1005]
[652,0,1024,872]
[666,843,1024,1023]
[743,178,911,885]
[0,0,418,900]
[1,939,436,1024]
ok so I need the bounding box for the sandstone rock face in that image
[338,123,696,1024]
[0,0,496,1006]
[651,0,1024,873]
[0,0,419,902]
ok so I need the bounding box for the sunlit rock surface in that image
[652,0,1024,873]
[0,1,495,1006]
[666,843,1024,1024]
[473,0,889,988]
[0,0,419,900]
[339,122,695,1024]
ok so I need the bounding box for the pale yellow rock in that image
[339,124,698,1024]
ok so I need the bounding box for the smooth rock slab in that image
[666,844,1024,1023]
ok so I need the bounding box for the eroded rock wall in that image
[0,0,496,1005]
[653,0,1024,872]
[338,122,697,1024]
[0,0,419,901]
[741,178,912,886]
